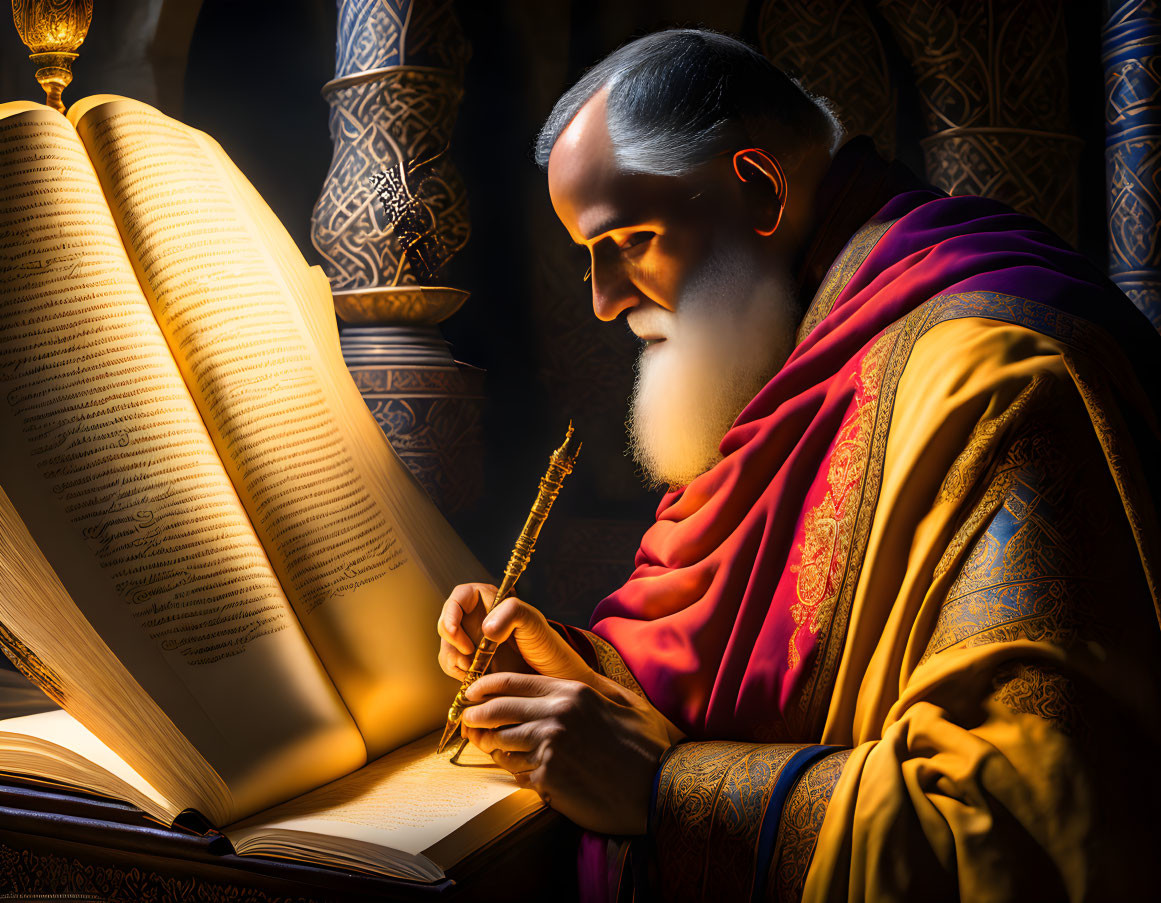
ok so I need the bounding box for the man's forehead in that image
[548,90,702,242]
[547,90,622,238]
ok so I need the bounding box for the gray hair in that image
[534,29,843,176]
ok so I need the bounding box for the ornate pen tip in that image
[556,421,581,464]
[436,720,460,754]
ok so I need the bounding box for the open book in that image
[0,95,542,881]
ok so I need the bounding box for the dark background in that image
[0,0,1113,625]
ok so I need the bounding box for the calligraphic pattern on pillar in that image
[312,67,468,291]
[1104,0,1161,328]
[334,0,468,77]
[879,0,1082,246]
[349,362,484,515]
[312,0,481,516]
[757,0,896,158]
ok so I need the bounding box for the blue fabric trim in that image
[750,745,840,903]
[648,741,682,840]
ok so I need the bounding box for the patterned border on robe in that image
[567,626,650,701]
[788,310,912,737]
[919,375,1097,667]
[785,288,1161,737]
[768,748,852,903]
[641,289,1160,903]
[651,741,838,903]
[923,291,1161,621]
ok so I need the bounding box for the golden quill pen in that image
[437,422,581,756]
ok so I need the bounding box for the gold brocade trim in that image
[584,630,647,700]
[788,332,893,670]
[991,663,1083,740]
[933,377,1058,583]
[790,313,918,737]
[921,391,1089,664]
[918,337,1154,668]
[769,749,852,903]
[789,290,1120,737]
[938,375,1052,505]
[654,741,806,903]
[795,218,897,346]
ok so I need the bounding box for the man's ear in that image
[732,148,787,237]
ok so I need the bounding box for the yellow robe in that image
[800,313,1161,902]
[575,303,1161,901]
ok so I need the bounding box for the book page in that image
[0,102,365,824]
[227,732,543,880]
[70,95,489,758]
[0,708,175,823]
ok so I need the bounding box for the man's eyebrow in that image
[581,214,638,242]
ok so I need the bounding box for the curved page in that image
[227,732,543,881]
[69,96,489,758]
[0,102,365,824]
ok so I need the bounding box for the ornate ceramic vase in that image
[311,0,482,514]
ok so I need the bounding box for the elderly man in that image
[438,29,1161,902]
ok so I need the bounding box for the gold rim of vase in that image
[331,285,470,325]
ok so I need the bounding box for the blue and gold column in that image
[1104,0,1161,328]
[311,0,483,514]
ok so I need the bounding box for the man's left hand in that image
[462,668,673,835]
[455,596,677,835]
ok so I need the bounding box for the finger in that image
[460,694,559,730]
[490,748,538,775]
[437,642,471,679]
[438,583,496,655]
[463,721,539,754]
[466,670,561,702]
[480,597,547,646]
[481,599,593,682]
[438,637,468,663]
[448,582,498,613]
[436,602,472,656]
[513,765,553,805]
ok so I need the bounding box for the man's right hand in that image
[436,582,593,683]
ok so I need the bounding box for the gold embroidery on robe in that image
[585,629,648,700]
[770,749,852,903]
[789,334,892,670]
[921,379,1118,664]
[990,663,1083,739]
[654,741,808,903]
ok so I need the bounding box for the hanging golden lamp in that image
[11,0,94,113]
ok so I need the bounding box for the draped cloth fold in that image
[569,141,1161,900]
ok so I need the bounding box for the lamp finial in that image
[11,0,94,113]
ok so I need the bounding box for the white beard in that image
[626,242,797,490]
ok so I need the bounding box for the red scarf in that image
[588,151,1138,741]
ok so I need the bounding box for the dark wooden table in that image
[0,664,581,901]
[0,778,580,902]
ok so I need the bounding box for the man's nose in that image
[590,260,640,322]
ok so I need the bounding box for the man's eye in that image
[619,231,655,252]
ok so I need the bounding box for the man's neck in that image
[791,136,928,305]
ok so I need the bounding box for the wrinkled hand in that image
[437,584,677,835]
